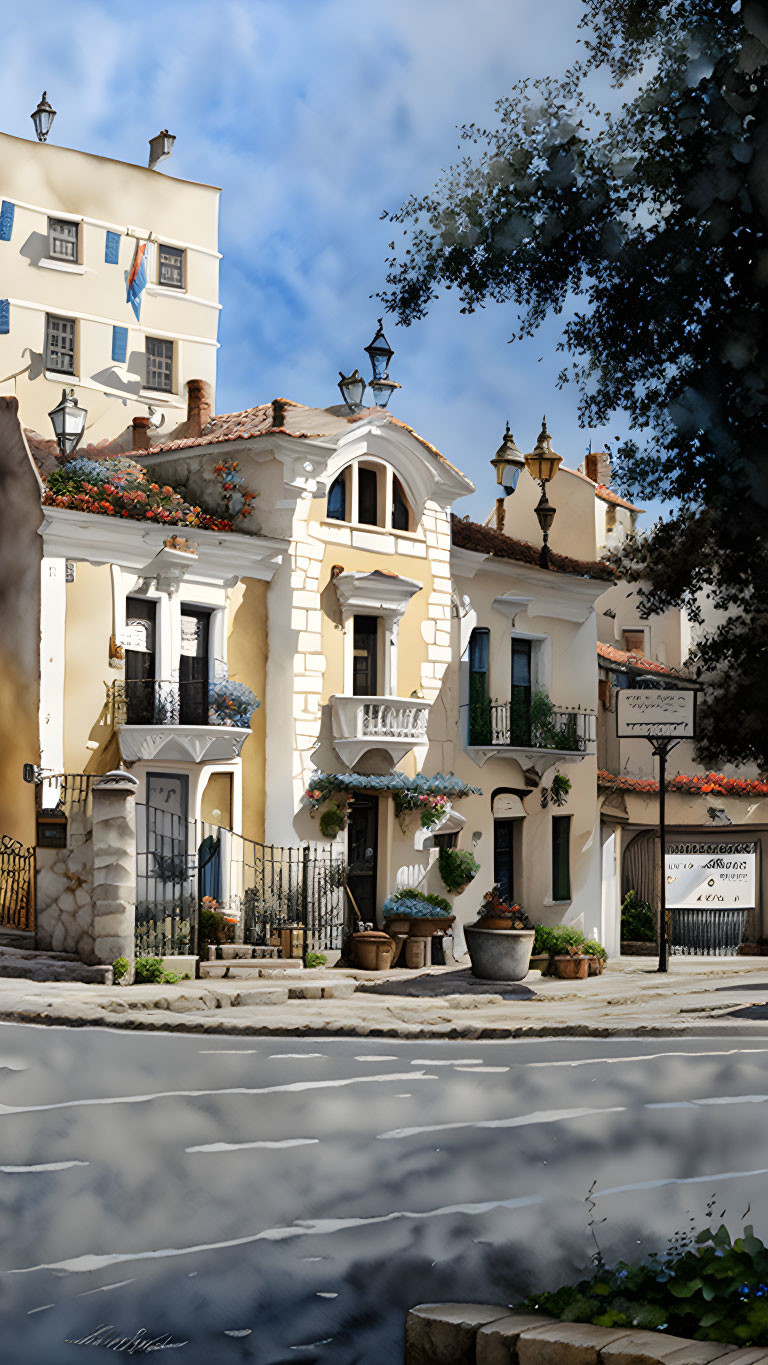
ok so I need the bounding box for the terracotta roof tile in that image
[451,516,614,580]
[599,769,768,797]
[597,641,676,676]
[594,483,644,512]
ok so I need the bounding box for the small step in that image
[200,959,304,979]
[0,954,111,984]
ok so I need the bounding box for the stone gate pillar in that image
[89,771,138,966]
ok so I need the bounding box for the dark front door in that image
[346,795,378,924]
[179,608,210,724]
[124,597,156,723]
[353,616,378,696]
[493,819,515,904]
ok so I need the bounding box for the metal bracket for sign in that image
[616,681,698,973]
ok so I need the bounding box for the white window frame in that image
[45,313,76,375]
[326,459,416,534]
[145,336,174,393]
[158,244,185,290]
[48,218,79,263]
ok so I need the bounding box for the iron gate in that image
[135,805,346,956]
[670,908,748,957]
[0,837,34,932]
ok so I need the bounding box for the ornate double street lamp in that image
[489,414,562,567]
[339,320,402,412]
[48,388,87,457]
[31,92,56,143]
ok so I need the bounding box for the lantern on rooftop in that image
[31,92,56,143]
[338,368,366,412]
[48,388,87,458]
[364,319,395,381]
[369,376,401,409]
[524,416,562,571]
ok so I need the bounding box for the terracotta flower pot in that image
[554,954,589,980]
[384,916,412,935]
[408,915,455,938]
[352,931,395,971]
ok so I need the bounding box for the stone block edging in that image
[404,1303,768,1365]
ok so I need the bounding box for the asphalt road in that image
[2,1028,768,1364]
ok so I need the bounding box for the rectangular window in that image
[112,325,128,364]
[105,230,121,264]
[0,300,9,335]
[552,815,572,901]
[145,336,173,392]
[45,314,75,374]
[468,627,490,744]
[357,467,378,525]
[49,219,78,262]
[353,615,378,696]
[493,820,515,904]
[510,638,532,745]
[158,244,184,289]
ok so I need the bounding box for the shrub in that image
[438,847,480,892]
[520,1222,768,1345]
[583,938,608,962]
[305,951,327,969]
[134,957,180,984]
[382,895,452,920]
[112,956,130,983]
[621,889,656,942]
[392,887,452,914]
[199,906,236,960]
[533,924,587,958]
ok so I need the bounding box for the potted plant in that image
[545,925,589,979]
[583,938,608,975]
[438,846,480,894]
[382,889,455,939]
[464,886,535,982]
[318,801,348,838]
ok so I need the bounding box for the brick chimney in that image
[132,416,150,451]
[185,379,212,437]
[584,449,613,486]
[585,451,599,484]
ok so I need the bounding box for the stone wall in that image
[35,773,138,966]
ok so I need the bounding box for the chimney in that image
[186,379,212,437]
[132,416,151,451]
[148,130,176,171]
[585,451,599,484]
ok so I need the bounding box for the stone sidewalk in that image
[3,956,768,1037]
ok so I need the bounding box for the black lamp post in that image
[490,423,525,531]
[48,388,87,458]
[524,416,563,569]
[338,320,401,412]
[31,92,56,143]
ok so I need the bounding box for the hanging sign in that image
[666,841,756,909]
[616,688,697,738]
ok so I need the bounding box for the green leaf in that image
[668,1277,703,1298]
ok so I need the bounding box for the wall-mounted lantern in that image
[31,92,56,143]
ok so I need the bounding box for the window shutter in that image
[0,202,15,242]
[0,300,9,334]
[111,325,128,363]
[105,230,120,264]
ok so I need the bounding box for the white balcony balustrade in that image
[330,695,432,766]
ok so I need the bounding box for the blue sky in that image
[1,0,642,520]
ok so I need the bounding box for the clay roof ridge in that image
[451,515,614,581]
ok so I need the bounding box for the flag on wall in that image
[126,240,149,321]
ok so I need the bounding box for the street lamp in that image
[338,320,401,412]
[490,422,525,531]
[31,92,56,143]
[48,388,87,458]
[524,415,562,569]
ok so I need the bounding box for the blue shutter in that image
[0,202,14,242]
[105,230,120,264]
[0,300,9,334]
[111,325,128,363]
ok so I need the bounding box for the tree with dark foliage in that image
[381,1,768,768]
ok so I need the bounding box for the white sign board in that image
[616,688,696,738]
[666,842,756,909]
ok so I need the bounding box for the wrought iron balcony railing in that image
[469,699,596,752]
[111,678,257,730]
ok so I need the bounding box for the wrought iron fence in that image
[209,830,346,953]
[0,836,34,931]
[135,801,198,956]
[670,908,748,957]
[111,679,254,729]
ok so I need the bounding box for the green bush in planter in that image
[583,938,608,962]
[533,924,587,958]
[319,802,347,838]
[438,847,480,892]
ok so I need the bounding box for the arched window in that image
[468,628,491,745]
[392,475,410,532]
[327,473,346,521]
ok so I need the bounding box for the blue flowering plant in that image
[521,1220,768,1344]
[208,680,260,728]
[382,888,453,920]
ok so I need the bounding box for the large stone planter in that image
[465,924,534,981]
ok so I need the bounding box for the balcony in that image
[468,696,596,771]
[330,695,432,766]
[111,678,257,765]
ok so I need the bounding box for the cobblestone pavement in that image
[2,957,768,1038]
